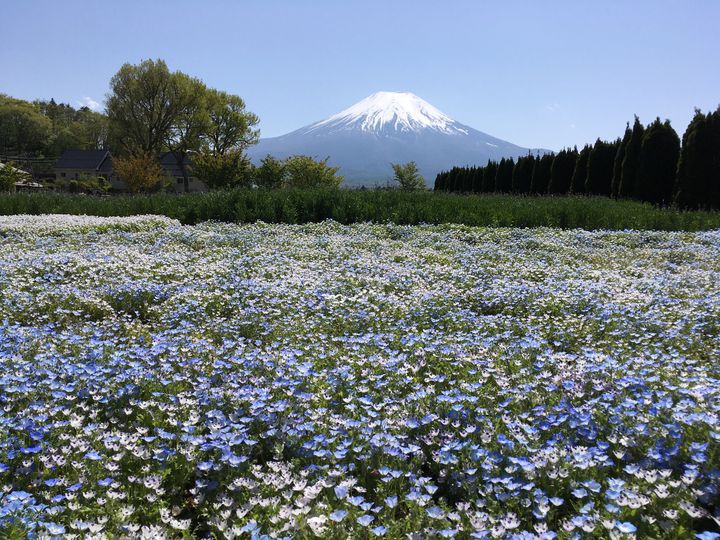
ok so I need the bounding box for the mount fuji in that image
[248,91,549,186]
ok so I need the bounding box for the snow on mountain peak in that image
[305,91,468,135]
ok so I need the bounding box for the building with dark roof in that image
[54,149,207,193]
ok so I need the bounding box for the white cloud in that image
[78,96,102,112]
[545,102,561,113]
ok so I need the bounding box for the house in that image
[54,149,121,190]
[54,150,208,193]
[160,152,207,193]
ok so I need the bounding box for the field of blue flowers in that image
[0,215,718,539]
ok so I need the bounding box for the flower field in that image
[1,215,719,539]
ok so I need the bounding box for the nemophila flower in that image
[329,509,347,522]
[357,514,375,526]
[0,217,718,536]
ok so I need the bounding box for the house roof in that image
[55,150,112,171]
[159,152,193,177]
[0,162,31,177]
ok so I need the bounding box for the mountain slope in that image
[248,92,549,186]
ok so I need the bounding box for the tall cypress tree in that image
[530,153,553,194]
[676,107,720,209]
[548,147,578,194]
[619,116,644,198]
[586,138,617,196]
[512,154,535,194]
[611,124,631,197]
[637,118,680,205]
[709,107,720,209]
[495,158,514,192]
[570,144,591,194]
[483,161,498,192]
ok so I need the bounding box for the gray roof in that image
[56,150,112,172]
[160,152,193,177]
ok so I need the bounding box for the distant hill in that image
[247,91,550,186]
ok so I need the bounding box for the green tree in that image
[675,107,720,209]
[611,123,631,197]
[192,150,252,190]
[636,118,680,205]
[391,161,426,190]
[284,155,343,188]
[530,153,553,194]
[482,161,498,192]
[203,89,260,156]
[570,144,591,194]
[619,116,644,198]
[548,147,577,194]
[511,155,535,194]
[586,138,617,196]
[113,152,167,193]
[495,158,514,192]
[163,73,210,192]
[0,95,51,155]
[254,155,286,189]
[106,59,187,157]
[0,162,27,191]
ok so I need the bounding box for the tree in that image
[0,95,51,155]
[254,155,286,189]
[482,161,498,192]
[570,144,591,194]
[548,147,577,194]
[284,155,343,188]
[0,162,27,191]
[511,155,535,194]
[611,124,631,198]
[530,153,553,194]
[202,89,259,156]
[113,152,167,193]
[586,138,617,196]
[163,72,210,192]
[192,150,252,190]
[618,116,644,198]
[675,107,720,209]
[495,158,514,192]
[636,118,680,205]
[391,161,426,190]
[106,59,187,157]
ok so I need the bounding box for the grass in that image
[1,188,719,230]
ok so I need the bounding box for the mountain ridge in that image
[248,92,550,186]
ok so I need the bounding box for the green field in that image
[2,189,720,230]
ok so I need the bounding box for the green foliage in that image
[0,162,27,191]
[637,118,680,205]
[253,155,286,189]
[511,155,535,194]
[1,189,719,231]
[529,153,553,194]
[68,173,111,194]
[495,158,514,192]
[619,116,644,198]
[253,155,343,189]
[284,155,343,188]
[611,124,631,197]
[0,95,52,155]
[570,144,591,194]
[391,161,426,190]
[191,150,252,190]
[586,138,618,196]
[112,153,166,193]
[203,89,260,155]
[548,147,577,194]
[675,107,720,209]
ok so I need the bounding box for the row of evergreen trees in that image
[434,107,720,209]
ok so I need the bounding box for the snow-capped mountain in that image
[248,91,549,186]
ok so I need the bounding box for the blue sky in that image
[2,0,718,151]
